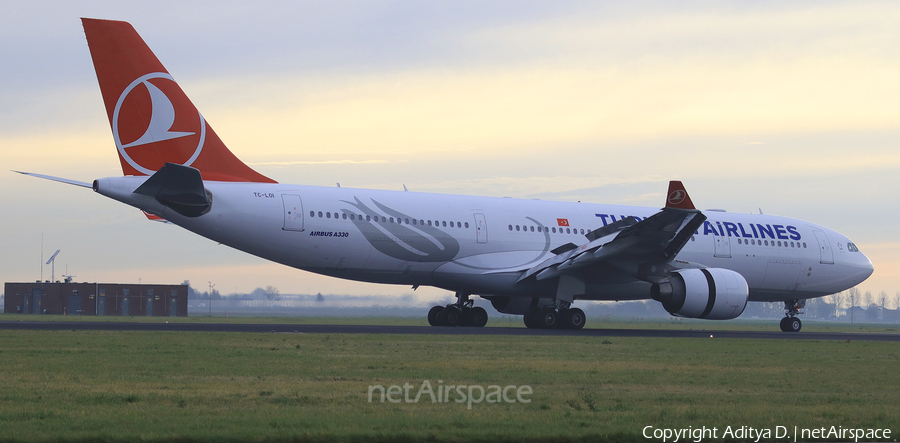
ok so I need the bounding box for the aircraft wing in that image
[517,181,707,284]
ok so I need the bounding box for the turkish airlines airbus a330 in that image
[18,19,874,332]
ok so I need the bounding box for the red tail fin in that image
[665,180,695,210]
[82,18,275,183]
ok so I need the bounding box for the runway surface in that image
[1,320,898,341]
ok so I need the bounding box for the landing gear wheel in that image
[562,308,586,330]
[780,300,805,332]
[442,306,462,326]
[464,306,488,327]
[537,308,558,329]
[428,306,443,326]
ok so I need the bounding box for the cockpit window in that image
[847,242,859,252]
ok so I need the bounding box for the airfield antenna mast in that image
[46,249,61,283]
[208,281,215,317]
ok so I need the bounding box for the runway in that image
[1,320,898,341]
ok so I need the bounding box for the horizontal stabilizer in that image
[13,171,91,188]
[134,163,211,217]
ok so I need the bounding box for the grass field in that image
[0,317,897,442]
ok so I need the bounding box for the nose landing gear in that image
[779,299,805,332]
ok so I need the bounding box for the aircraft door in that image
[714,233,731,258]
[282,194,305,231]
[474,213,488,244]
[813,230,834,264]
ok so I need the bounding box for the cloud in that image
[247,159,392,166]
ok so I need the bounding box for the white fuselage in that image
[95,177,874,303]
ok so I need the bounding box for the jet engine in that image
[651,268,749,320]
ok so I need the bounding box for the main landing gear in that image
[427,292,488,327]
[779,299,805,332]
[523,305,586,330]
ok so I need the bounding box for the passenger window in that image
[552,227,557,233]
[529,226,534,232]
[412,219,417,225]
[318,211,323,218]
[405,218,409,224]
[516,225,520,231]
[465,222,469,228]
[442,221,447,227]
[450,221,455,228]
[342,213,347,220]
[566,228,571,234]
[326,212,331,219]
[509,225,513,231]
[428,220,433,226]
[309,211,315,217]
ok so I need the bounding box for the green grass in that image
[0,328,897,442]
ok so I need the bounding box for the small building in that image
[4,281,188,317]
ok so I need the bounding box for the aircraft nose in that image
[860,254,874,278]
[854,252,875,284]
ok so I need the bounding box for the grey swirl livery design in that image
[342,197,460,262]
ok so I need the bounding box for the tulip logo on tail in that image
[113,73,206,175]
[667,190,686,206]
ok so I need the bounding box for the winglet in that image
[665,180,695,210]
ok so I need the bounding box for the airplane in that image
[17,18,874,332]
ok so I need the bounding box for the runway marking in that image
[1,321,898,341]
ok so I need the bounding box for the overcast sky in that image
[1,1,898,302]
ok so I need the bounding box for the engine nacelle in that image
[486,296,550,315]
[651,268,749,320]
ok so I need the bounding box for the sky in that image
[1,1,899,302]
